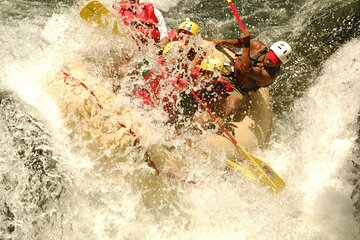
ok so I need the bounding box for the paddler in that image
[210,30,292,119]
[133,40,190,116]
[112,0,168,46]
[160,19,203,68]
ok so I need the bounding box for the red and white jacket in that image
[113,2,161,42]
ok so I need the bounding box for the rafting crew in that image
[130,16,292,133]
[130,20,205,117]
[152,19,291,130]
[105,0,293,136]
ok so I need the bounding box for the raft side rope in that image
[62,70,140,143]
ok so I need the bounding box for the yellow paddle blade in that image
[235,143,285,193]
[80,1,120,34]
[226,159,256,180]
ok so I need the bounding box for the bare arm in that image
[234,32,277,88]
[211,38,241,48]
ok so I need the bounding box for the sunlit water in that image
[1,0,359,239]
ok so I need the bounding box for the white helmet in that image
[270,41,292,64]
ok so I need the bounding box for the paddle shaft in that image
[226,0,246,32]
[190,90,238,144]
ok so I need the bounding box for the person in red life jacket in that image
[112,0,168,46]
[185,57,234,129]
[133,41,190,117]
[160,36,231,127]
[156,40,202,119]
[135,39,202,125]
[210,30,292,118]
[164,20,209,92]
[155,54,228,130]
[161,40,201,81]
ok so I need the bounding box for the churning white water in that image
[264,38,360,239]
[1,1,360,239]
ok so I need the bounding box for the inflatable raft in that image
[45,60,272,176]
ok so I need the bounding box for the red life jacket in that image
[167,29,178,41]
[135,57,194,115]
[113,2,161,42]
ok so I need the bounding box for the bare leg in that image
[225,93,246,117]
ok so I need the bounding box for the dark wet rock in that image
[351,113,360,224]
[0,91,69,236]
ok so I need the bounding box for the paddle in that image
[80,0,120,34]
[225,0,246,33]
[190,90,285,193]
